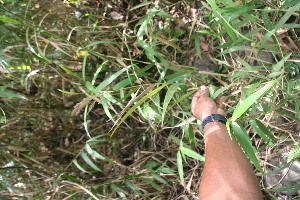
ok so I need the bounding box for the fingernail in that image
[200,85,206,90]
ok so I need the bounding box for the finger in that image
[191,91,200,112]
[191,86,209,114]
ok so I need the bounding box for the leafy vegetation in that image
[0,0,299,199]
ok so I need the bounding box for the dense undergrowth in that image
[0,0,300,199]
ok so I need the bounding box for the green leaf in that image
[58,64,81,79]
[251,119,277,143]
[231,122,263,172]
[0,84,14,90]
[0,16,21,24]
[0,91,27,100]
[211,83,233,99]
[177,151,184,184]
[92,61,108,85]
[81,151,103,172]
[232,78,280,121]
[276,110,300,123]
[124,180,143,196]
[113,76,139,90]
[162,83,180,123]
[111,84,166,136]
[272,53,291,73]
[180,147,205,162]
[102,98,113,120]
[57,89,83,95]
[94,65,132,93]
[152,174,170,187]
[141,178,163,192]
[61,175,81,182]
[261,2,300,46]
[110,184,127,199]
[72,159,90,173]
[85,81,95,92]
[85,143,109,161]
[249,120,275,147]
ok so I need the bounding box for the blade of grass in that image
[92,61,108,85]
[81,151,103,172]
[110,184,128,199]
[180,146,205,162]
[111,84,166,136]
[177,151,184,185]
[162,83,180,124]
[94,65,133,93]
[232,78,280,121]
[231,121,263,172]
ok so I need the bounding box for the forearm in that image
[199,122,263,200]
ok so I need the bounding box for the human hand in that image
[191,86,225,121]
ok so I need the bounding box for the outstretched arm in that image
[191,86,263,200]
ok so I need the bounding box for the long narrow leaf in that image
[81,151,103,172]
[232,78,280,121]
[177,151,184,184]
[180,147,205,162]
[231,122,263,172]
[110,184,128,199]
[162,83,180,123]
[111,84,166,136]
[94,65,132,93]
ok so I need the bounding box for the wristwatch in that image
[202,114,227,130]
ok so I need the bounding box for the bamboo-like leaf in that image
[211,83,233,99]
[152,174,171,187]
[102,98,113,120]
[92,61,108,85]
[251,119,277,143]
[0,91,27,100]
[261,2,300,46]
[85,81,95,93]
[249,120,274,147]
[177,151,184,184]
[57,89,83,95]
[111,84,166,136]
[124,180,143,196]
[110,184,127,199]
[94,65,132,93]
[272,53,292,73]
[72,159,90,173]
[81,151,103,172]
[232,78,280,121]
[141,178,163,192]
[85,143,110,161]
[231,122,263,172]
[0,15,21,24]
[162,83,180,123]
[180,147,205,162]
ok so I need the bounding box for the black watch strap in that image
[202,114,227,130]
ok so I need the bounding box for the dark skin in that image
[191,86,264,200]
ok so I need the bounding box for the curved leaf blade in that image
[232,78,280,121]
[231,121,263,172]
